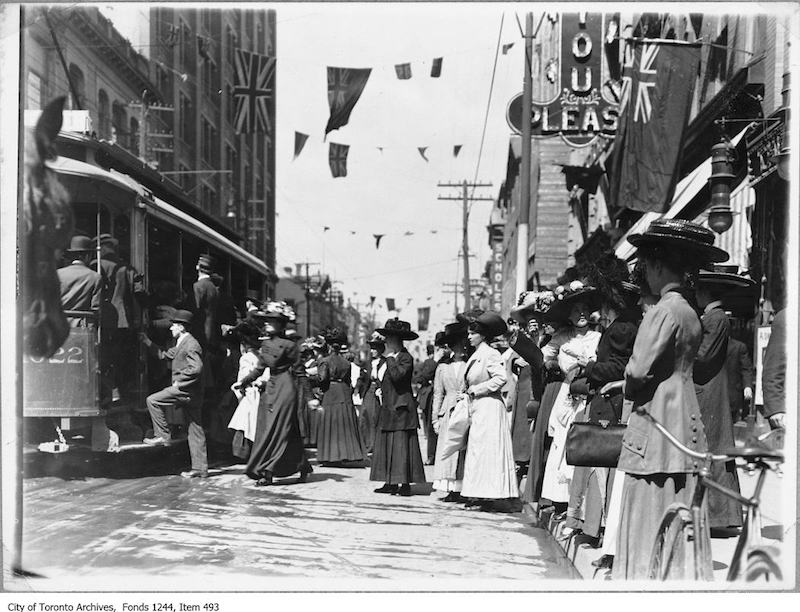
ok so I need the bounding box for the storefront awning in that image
[614,128,748,261]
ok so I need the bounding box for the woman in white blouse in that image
[457,311,518,510]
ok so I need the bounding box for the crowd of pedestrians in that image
[80,218,785,582]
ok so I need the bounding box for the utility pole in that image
[437,181,493,311]
[441,282,461,318]
[517,12,534,297]
[297,261,320,336]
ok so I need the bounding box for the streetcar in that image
[22,127,271,453]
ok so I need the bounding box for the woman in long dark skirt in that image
[237,302,312,486]
[316,327,366,465]
[370,318,426,496]
[520,320,564,508]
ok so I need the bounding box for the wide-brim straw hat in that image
[375,317,419,341]
[544,285,602,324]
[627,219,728,263]
[510,290,556,323]
[697,267,758,290]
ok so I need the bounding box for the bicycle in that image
[643,411,784,582]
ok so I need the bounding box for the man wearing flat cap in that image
[57,235,104,327]
[140,309,208,478]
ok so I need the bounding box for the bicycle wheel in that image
[648,503,699,580]
[744,547,782,583]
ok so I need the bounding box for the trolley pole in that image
[517,12,534,297]
[437,181,493,311]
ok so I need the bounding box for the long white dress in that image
[228,350,269,442]
[540,329,602,503]
[432,360,466,492]
[461,342,519,500]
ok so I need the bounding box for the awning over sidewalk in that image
[614,128,748,261]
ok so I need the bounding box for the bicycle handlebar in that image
[640,412,730,462]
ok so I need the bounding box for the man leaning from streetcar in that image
[139,309,209,478]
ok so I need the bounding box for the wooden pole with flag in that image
[516,12,533,298]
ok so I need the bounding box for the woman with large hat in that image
[561,252,643,545]
[316,326,366,465]
[370,318,426,496]
[358,332,386,455]
[430,321,469,501]
[507,291,556,483]
[613,219,726,580]
[692,267,757,531]
[237,301,312,486]
[456,311,518,509]
[539,281,603,509]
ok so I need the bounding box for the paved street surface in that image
[7,443,576,591]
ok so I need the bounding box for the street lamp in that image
[707,139,737,234]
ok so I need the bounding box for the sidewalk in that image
[530,415,790,583]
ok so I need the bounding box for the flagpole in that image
[516,12,533,298]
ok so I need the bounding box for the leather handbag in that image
[565,420,626,468]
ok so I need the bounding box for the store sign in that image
[506,13,619,147]
[490,241,503,311]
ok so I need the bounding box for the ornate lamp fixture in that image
[707,139,737,234]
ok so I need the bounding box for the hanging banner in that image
[329,142,349,178]
[233,50,276,134]
[417,307,431,331]
[610,40,701,213]
[386,297,396,312]
[506,13,620,147]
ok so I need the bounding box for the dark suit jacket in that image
[57,262,103,326]
[762,309,786,418]
[91,255,135,329]
[378,349,418,431]
[725,338,753,416]
[192,276,220,349]
[579,308,640,423]
[150,332,204,399]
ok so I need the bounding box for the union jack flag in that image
[233,49,275,134]
[329,142,349,178]
[325,67,371,136]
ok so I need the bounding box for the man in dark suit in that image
[725,335,754,423]
[140,310,208,478]
[91,233,140,403]
[192,254,220,351]
[57,235,103,327]
[694,274,742,529]
[762,309,786,430]
[370,318,427,496]
[414,344,438,464]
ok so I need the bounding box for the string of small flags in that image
[294,131,465,177]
